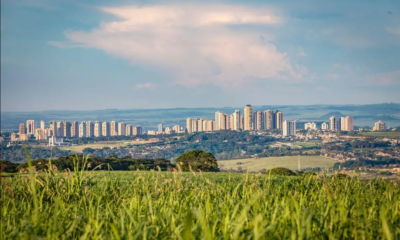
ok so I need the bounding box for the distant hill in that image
[320,111,346,119]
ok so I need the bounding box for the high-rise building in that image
[40,120,45,130]
[94,121,102,137]
[341,116,354,131]
[329,116,339,131]
[244,105,253,131]
[283,120,296,137]
[304,122,317,130]
[19,123,26,134]
[186,118,193,133]
[215,111,228,131]
[118,122,126,135]
[79,122,86,138]
[321,122,329,130]
[207,120,214,132]
[35,129,47,140]
[173,125,180,133]
[71,121,78,137]
[373,120,386,131]
[191,118,199,132]
[132,126,142,136]
[64,121,71,138]
[231,110,241,131]
[158,123,163,134]
[57,121,64,137]
[49,121,56,137]
[276,111,284,130]
[26,120,36,135]
[10,132,17,142]
[253,111,263,130]
[86,121,94,137]
[263,110,273,130]
[19,134,28,141]
[102,122,110,136]
[215,112,222,130]
[198,119,204,132]
[110,121,118,136]
[126,124,132,136]
[203,120,208,132]
[164,127,172,134]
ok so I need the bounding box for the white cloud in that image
[53,4,308,89]
[135,82,157,89]
[387,27,400,36]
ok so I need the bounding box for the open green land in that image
[1,165,399,239]
[59,140,155,153]
[359,131,400,138]
[219,156,336,172]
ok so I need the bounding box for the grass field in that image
[59,139,157,152]
[1,158,399,239]
[359,131,400,138]
[219,156,336,172]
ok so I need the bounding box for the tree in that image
[265,167,296,176]
[175,150,219,172]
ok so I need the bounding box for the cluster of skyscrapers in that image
[11,120,143,142]
[186,105,285,133]
[10,111,388,142]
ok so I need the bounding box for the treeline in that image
[1,155,174,173]
[2,145,72,162]
[1,150,220,173]
[333,158,400,170]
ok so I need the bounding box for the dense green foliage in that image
[1,145,72,162]
[334,158,400,170]
[13,154,174,172]
[265,167,296,176]
[0,160,19,173]
[1,156,400,239]
[175,150,219,172]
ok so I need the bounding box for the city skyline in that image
[2,0,400,111]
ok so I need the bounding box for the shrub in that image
[265,167,296,176]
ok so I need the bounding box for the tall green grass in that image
[1,155,399,239]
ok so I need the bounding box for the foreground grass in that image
[219,156,336,172]
[1,165,400,239]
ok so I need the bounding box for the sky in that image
[1,0,400,111]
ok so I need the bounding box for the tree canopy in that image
[175,150,219,172]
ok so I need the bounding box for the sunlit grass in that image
[1,155,399,239]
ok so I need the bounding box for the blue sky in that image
[1,0,400,111]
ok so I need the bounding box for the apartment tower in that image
[79,122,86,137]
[102,122,110,136]
[71,121,78,137]
[86,121,94,137]
[340,116,354,131]
[63,121,71,137]
[253,111,263,130]
[329,116,338,131]
[94,121,102,137]
[244,105,253,131]
[263,110,273,130]
[186,118,193,133]
[283,120,296,137]
[276,111,284,130]
[118,122,126,136]
[26,120,36,135]
[110,121,118,136]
